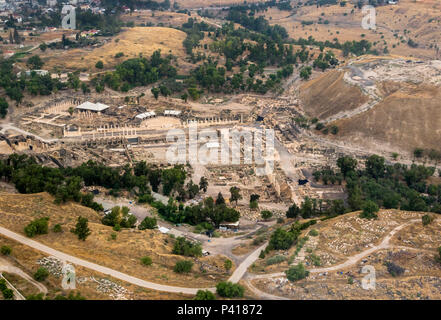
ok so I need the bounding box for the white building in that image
[76,102,110,113]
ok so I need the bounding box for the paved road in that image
[0,225,267,295]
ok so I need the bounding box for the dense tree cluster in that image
[102,206,137,229]
[150,196,240,227]
[0,279,14,299]
[97,50,177,92]
[215,281,244,298]
[313,154,441,215]
[0,59,65,110]
[172,237,202,257]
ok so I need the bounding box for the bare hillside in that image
[299,70,369,120]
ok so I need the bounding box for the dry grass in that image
[0,192,229,289]
[299,70,369,120]
[43,27,188,72]
[0,235,191,299]
[332,82,441,152]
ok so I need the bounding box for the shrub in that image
[34,267,49,282]
[261,210,273,220]
[0,278,13,299]
[308,229,319,237]
[269,228,297,250]
[172,237,202,257]
[52,224,62,233]
[224,259,233,271]
[266,255,286,266]
[194,290,216,300]
[422,214,434,226]
[95,60,104,69]
[216,281,244,298]
[2,288,14,300]
[359,201,379,219]
[385,261,404,277]
[259,250,265,259]
[26,293,45,300]
[307,253,321,266]
[1,245,12,256]
[285,263,309,281]
[436,247,441,263]
[174,260,193,273]
[72,216,91,241]
[141,256,152,266]
[24,217,49,237]
[138,216,157,230]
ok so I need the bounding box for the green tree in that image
[337,156,357,178]
[360,200,379,219]
[261,210,273,220]
[422,214,434,226]
[216,281,244,298]
[27,55,44,69]
[151,87,160,99]
[229,186,242,206]
[199,176,208,192]
[72,216,91,241]
[141,256,152,266]
[0,97,9,118]
[215,192,225,205]
[269,228,296,250]
[138,216,157,230]
[224,259,232,272]
[172,237,202,257]
[299,66,312,80]
[414,148,424,159]
[285,263,309,281]
[95,60,104,69]
[174,260,193,273]
[1,245,12,255]
[33,267,49,282]
[39,42,47,52]
[286,203,301,218]
[194,290,216,300]
[24,217,49,237]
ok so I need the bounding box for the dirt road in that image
[249,218,423,281]
[0,225,266,295]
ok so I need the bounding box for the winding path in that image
[249,218,423,281]
[0,257,48,298]
[0,218,432,298]
[0,225,266,295]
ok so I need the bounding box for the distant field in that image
[261,0,441,59]
[42,27,188,72]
